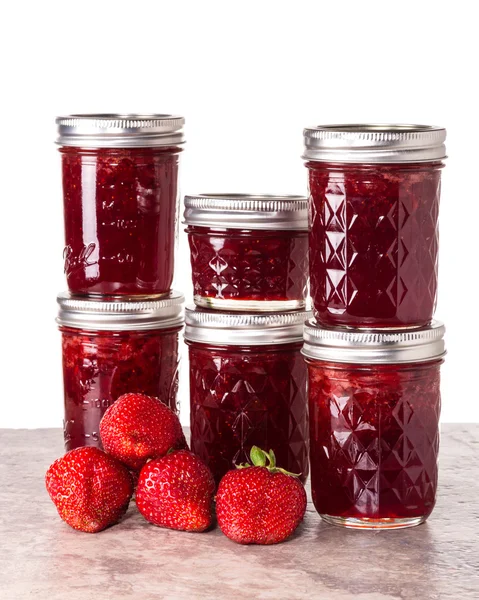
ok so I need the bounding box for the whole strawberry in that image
[136,450,215,532]
[45,446,133,533]
[100,393,187,470]
[216,446,307,545]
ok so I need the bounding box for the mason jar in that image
[57,114,184,297]
[184,194,309,311]
[57,292,184,451]
[185,307,311,485]
[303,124,446,328]
[302,319,446,529]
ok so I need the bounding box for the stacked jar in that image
[56,114,185,450]
[302,124,447,529]
[183,194,311,484]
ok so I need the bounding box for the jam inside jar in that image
[303,320,445,529]
[184,194,309,311]
[57,292,184,451]
[61,146,181,297]
[186,226,309,310]
[307,162,442,328]
[185,308,310,485]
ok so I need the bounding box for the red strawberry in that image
[136,450,215,532]
[45,446,133,533]
[99,393,187,470]
[216,446,307,545]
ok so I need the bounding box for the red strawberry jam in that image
[307,361,441,525]
[184,194,309,311]
[57,291,184,452]
[61,327,181,451]
[187,340,309,486]
[186,227,309,309]
[307,162,442,328]
[303,318,445,528]
[61,146,181,297]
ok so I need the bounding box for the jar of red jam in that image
[185,307,311,485]
[184,194,309,311]
[57,291,184,451]
[57,114,184,297]
[303,320,446,529]
[303,124,446,328]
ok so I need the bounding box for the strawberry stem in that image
[235,446,301,478]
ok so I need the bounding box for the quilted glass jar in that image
[57,292,184,451]
[303,320,446,529]
[57,114,184,297]
[185,307,311,485]
[303,124,446,328]
[184,194,309,311]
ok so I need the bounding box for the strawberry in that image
[99,393,187,470]
[45,446,133,533]
[136,450,215,532]
[216,446,307,545]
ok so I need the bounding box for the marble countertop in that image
[1,425,478,600]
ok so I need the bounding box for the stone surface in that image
[0,425,478,600]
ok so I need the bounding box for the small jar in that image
[185,307,311,485]
[184,194,309,311]
[303,124,446,328]
[57,292,184,451]
[57,114,184,297]
[302,320,446,529]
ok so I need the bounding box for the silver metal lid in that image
[56,114,185,148]
[303,124,446,163]
[57,291,184,331]
[185,307,312,345]
[302,320,445,364]
[184,194,308,230]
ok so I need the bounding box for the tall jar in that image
[184,194,309,311]
[303,320,446,529]
[57,114,184,297]
[185,307,311,485]
[57,292,184,451]
[303,124,446,329]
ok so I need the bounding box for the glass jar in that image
[57,292,184,451]
[184,194,309,311]
[57,114,184,297]
[185,308,311,485]
[302,320,446,529]
[303,124,446,328]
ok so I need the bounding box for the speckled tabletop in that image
[1,425,478,600]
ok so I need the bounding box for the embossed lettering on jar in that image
[303,125,446,328]
[57,114,185,297]
[303,320,445,529]
[57,292,184,451]
[185,308,311,485]
[184,194,309,311]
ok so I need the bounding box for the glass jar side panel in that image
[307,360,441,522]
[308,162,442,328]
[187,227,309,305]
[61,147,181,296]
[61,327,180,450]
[189,342,309,485]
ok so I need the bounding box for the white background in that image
[0,0,476,427]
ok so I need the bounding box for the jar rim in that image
[56,291,184,331]
[303,123,446,163]
[183,194,308,230]
[302,319,446,364]
[56,114,185,148]
[184,306,312,345]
